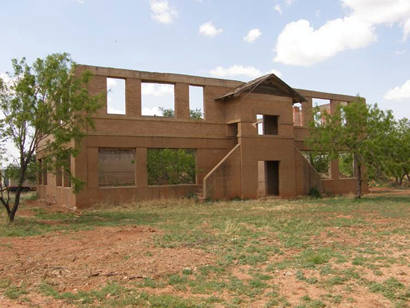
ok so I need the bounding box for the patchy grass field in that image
[0,189,409,308]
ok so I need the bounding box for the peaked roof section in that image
[215,73,306,103]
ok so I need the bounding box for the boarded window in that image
[107,78,126,115]
[147,149,196,185]
[141,83,174,117]
[257,114,278,135]
[99,149,136,187]
[189,85,204,119]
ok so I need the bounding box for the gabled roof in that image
[215,73,306,103]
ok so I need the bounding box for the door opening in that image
[266,161,279,196]
[258,160,280,197]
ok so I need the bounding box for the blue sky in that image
[1,0,410,122]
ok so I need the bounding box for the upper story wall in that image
[79,65,242,124]
[78,65,362,143]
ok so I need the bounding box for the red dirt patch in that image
[0,226,215,295]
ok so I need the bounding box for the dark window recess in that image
[263,115,278,135]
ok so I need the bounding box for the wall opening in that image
[293,102,303,126]
[266,161,279,196]
[189,85,204,119]
[98,148,136,187]
[302,151,330,179]
[313,98,330,125]
[147,149,196,185]
[339,153,354,178]
[141,82,175,117]
[227,123,238,144]
[107,78,126,115]
[258,161,279,196]
[257,114,279,135]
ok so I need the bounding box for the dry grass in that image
[0,189,409,307]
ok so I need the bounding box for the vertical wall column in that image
[329,100,341,180]
[174,83,190,119]
[302,97,313,127]
[135,148,147,188]
[87,147,99,188]
[126,78,141,117]
[88,76,107,116]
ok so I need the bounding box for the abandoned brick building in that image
[37,65,367,208]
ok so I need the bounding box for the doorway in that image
[266,161,279,196]
[258,160,280,197]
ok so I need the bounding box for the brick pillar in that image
[87,147,99,188]
[174,83,189,119]
[88,76,107,116]
[302,97,312,127]
[329,159,339,180]
[126,78,141,117]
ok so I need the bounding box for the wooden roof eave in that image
[215,74,306,104]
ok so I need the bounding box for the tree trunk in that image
[399,174,405,186]
[8,209,16,223]
[7,162,28,223]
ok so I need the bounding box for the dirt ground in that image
[0,226,215,307]
[0,187,409,307]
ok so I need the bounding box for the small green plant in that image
[308,187,321,198]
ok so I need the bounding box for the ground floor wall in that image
[38,135,369,208]
[37,184,76,208]
[58,135,235,208]
[322,178,369,195]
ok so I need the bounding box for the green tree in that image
[377,118,410,185]
[147,149,196,185]
[0,53,101,223]
[159,107,203,119]
[307,99,395,198]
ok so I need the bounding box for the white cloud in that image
[149,0,177,24]
[141,106,163,116]
[275,17,376,66]
[76,0,85,4]
[384,80,410,100]
[141,83,174,96]
[341,0,410,25]
[244,28,262,43]
[404,19,410,40]
[274,4,282,15]
[285,0,294,5]
[199,21,223,37]
[275,0,410,66]
[209,65,282,80]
